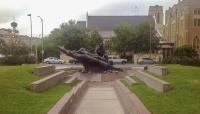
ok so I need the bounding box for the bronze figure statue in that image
[59,46,122,73]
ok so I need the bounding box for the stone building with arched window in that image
[164,0,200,57]
[193,35,200,50]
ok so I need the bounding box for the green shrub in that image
[0,55,35,65]
[173,45,198,58]
[164,45,200,66]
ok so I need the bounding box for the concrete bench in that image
[33,65,55,76]
[147,65,168,76]
[125,76,137,85]
[113,80,151,114]
[48,81,88,114]
[30,70,67,92]
[64,76,78,86]
[135,70,172,92]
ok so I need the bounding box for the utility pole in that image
[150,24,152,58]
[27,14,33,55]
[35,40,38,63]
[37,16,44,62]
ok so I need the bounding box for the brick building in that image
[164,0,200,56]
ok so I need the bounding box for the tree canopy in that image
[112,22,159,55]
[48,20,103,51]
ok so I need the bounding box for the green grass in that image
[127,64,200,114]
[0,65,71,114]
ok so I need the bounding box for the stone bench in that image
[30,70,67,92]
[125,76,137,85]
[48,81,88,114]
[33,65,55,76]
[147,65,168,76]
[64,76,78,86]
[113,80,151,114]
[135,70,172,92]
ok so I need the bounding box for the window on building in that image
[194,9,200,15]
[157,13,160,23]
[193,36,200,49]
[194,19,198,26]
[194,18,200,27]
[198,19,200,26]
[104,40,112,50]
[194,9,198,15]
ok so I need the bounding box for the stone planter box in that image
[113,80,151,114]
[147,65,168,76]
[30,70,67,92]
[48,81,88,114]
[135,70,172,92]
[33,65,55,76]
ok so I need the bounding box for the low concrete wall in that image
[113,80,151,114]
[135,70,172,92]
[64,76,78,86]
[147,65,168,76]
[33,65,55,76]
[48,81,88,114]
[30,70,67,92]
[133,53,163,64]
[57,66,83,71]
[125,76,137,85]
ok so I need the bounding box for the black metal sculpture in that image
[59,46,122,73]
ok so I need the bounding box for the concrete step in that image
[125,76,137,85]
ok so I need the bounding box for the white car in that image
[108,55,127,64]
[44,57,65,64]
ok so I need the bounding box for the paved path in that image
[74,85,125,114]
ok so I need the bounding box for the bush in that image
[163,45,200,66]
[173,45,198,58]
[0,55,35,65]
[0,41,36,65]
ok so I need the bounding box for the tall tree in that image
[112,22,159,55]
[47,20,104,54]
[133,22,159,53]
[87,31,103,53]
[49,20,89,51]
[112,23,135,55]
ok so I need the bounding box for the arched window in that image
[193,36,200,49]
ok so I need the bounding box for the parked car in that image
[43,57,65,64]
[108,55,127,64]
[138,58,155,65]
[68,59,80,64]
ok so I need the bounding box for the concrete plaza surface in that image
[74,86,125,114]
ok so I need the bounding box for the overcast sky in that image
[0,0,177,36]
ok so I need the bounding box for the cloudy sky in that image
[0,0,177,36]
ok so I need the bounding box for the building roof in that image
[87,16,155,31]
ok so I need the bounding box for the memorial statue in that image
[59,45,122,73]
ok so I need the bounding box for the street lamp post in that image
[27,14,33,55]
[149,23,152,58]
[37,16,44,62]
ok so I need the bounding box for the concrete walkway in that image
[74,85,125,114]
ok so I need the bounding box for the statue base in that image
[71,72,125,82]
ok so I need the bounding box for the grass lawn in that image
[127,64,200,114]
[0,64,71,114]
